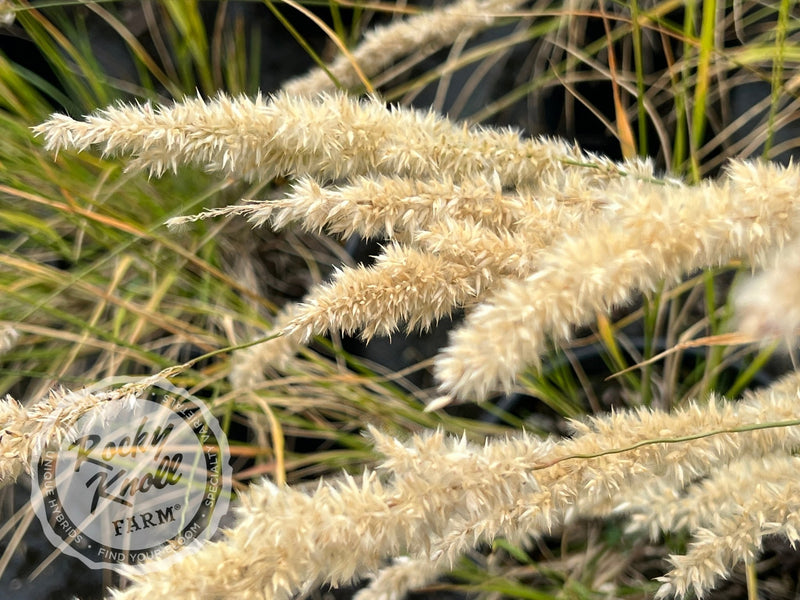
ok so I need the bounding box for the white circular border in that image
[30,377,232,573]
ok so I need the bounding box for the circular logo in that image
[30,378,232,572]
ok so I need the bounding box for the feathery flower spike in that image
[34,92,623,188]
[435,160,800,401]
[734,236,800,343]
[171,174,532,241]
[0,376,163,488]
[284,0,527,95]
[109,373,800,599]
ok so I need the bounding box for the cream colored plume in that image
[105,372,800,600]
[34,94,800,404]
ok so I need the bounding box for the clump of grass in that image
[2,0,800,598]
